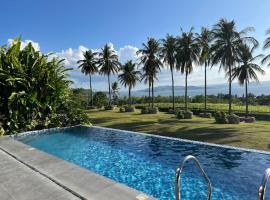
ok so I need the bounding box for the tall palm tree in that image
[232,44,265,117]
[161,34,177,110]
[111,81,120,105]
[137,38,162,108]
[196,27,213,112]
[176,28,200,111]
[118,60,141,106]
[262,28,270,66]
[77,50,98,107]
[98,44,121,106]
[211,18,257,114]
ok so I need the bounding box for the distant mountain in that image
[120,81,270,97]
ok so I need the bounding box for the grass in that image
[134,103,270,113]
[87,109,270,151]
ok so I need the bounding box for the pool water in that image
[17,126,270,200]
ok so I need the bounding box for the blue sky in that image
[1,0,270,91]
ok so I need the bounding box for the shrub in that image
[214,112,228,124]
[125,106,135,112]
[119,107,125,113]
[141,107,149,114]
[245,117,256,123]
[227,114,240,124]
[93,92,108,108]
[176,110,184,119]
[184,111,193,119]
[148,107,159,114]
[239,117,245,122]
[105,105,116,110]
[199,113,212,118]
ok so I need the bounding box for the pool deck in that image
[0,136,156,200]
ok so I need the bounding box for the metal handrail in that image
[258,168,270,200]
[175,155,212,200]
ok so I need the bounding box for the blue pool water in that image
[17,126,270,200]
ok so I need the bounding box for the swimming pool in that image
[17,126,270,200]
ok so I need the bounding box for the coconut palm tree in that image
[262,28,270,66]
[137,38,162,108]
[98,44,121,106]
[232,44,265,117]
[161,34,177,110]
[111,81,120,105]
[211,18,257,114]
[196,27,213,112]
[176,28,200,111]
[77,50,98,107]
[118,60,141,106]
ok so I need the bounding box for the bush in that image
[184,111,193,119]
[239,117,245,122]
[227,114,240,124]
[176,110,184,119]
[245,117,256,123]
[125,106,135,112]
[199,113,212,118]
[141,107,149,114]
[105,105,116,110]
[119,107,125,113]
[93,92,108,108]
[215,112,228,124]
[148,107,159,114]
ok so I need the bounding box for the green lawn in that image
[87,109,270,151]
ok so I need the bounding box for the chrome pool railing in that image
[258,168,270,200]
[175,155,212,200]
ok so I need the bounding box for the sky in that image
[1,0,270,91]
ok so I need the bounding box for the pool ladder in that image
[175,155,212,200]
[175,155,270,200]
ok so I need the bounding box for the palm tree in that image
[262,28,270,66]
[137,38,162,108]
[111,81,120,105]
[161,34,177,110]
[98,44,121,106]
[232,44,265,117]
[176,28,200,111]
[77,50,98,107]
[118,60,141,106]
[196,27,213,112]
[211,19,257,114]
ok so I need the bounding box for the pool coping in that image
[14,124,270,155]
[0,135,157,200]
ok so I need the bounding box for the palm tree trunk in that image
[171,67,175,110]
[89,74,93,107]
[108,74,111,106]
[185,70,188,111]
[128,86,131,106]
[151,79,154,108]
[148,81,151,107]
[204,61,207,112]
[229,66,232,115]
[245,78,248,118]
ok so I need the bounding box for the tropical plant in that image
[196,27,213,112]
[98,44,121,106]
[111,81,120,105]
[211,19,257,114]
[118,60,141,106]
[262,28,270,66]
[176,28,200,111]
[137,38,162,108]
[0,38,89,134]
[77,50,98,107]
[231,44,265,117]
[93,91,108,108]
[161,34,177,110]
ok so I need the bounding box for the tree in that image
[176,28,200,111]
[232,44,265,117]
[196,27,213,112]
[77,50,98,107]
[211,19,257,114]
[137,38,162,108]
[118,60,141,106]
[93,92,108,108]
[98,44,121,106]
[111,81,120,105]
[161,34,177,110]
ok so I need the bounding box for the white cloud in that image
[118,45,139,63]
[7,39,40,51]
